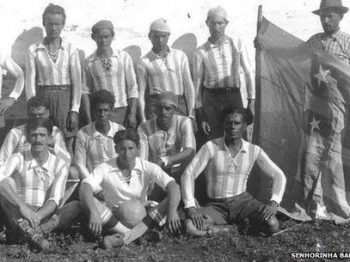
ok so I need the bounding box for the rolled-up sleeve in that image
[192,50,204,108]
[69,46,82,112]
[82,163,105,193]
[237,39,255,100]
[146,161,174,190]
[25,47,36,100]
[124,53,139,99]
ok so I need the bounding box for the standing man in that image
[0,118,80,250]
[80,129,181,248]
[193,6,255,140]
[182,107,286,236]
[25,4,82,154]
[138,91,195,200]
[0,54,24,114]
[303,0,350,218]
[137,18,196,124]
[75,90,125,180]
[83,20,138,128]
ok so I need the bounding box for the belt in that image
[37,84,70,91]
[204,87,239,95]
[208,192,247,203]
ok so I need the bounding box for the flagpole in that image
[252,5,263,144]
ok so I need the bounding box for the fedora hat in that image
[313,0,348,15]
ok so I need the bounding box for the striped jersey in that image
[0,124,70,166]
[0,150,69,207]
[83,157,174,207]
[307,30,350,63]
[74,121,125,172]
[0,54,24,100]
[181,137,286,208]
[138,115,196,163]
[25,39,82,112]
[83,49,139,108]
[137,48,195,117]
[192,36,255,108]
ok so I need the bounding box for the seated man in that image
[0,118,80,250]
[80,129,181,248]
[0,96,70,165]
[75,89,125,180]
[181,107,286,236]
[138,91,195,200]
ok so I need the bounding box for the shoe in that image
[102,234,124,249]
[142,230,161,243]
[17,219,50,251]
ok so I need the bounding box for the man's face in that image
[116,139,138,168]
[29,127,50,154]
[206,15,228,39]
[28,106,49,120]
[43,13,65,39]
[320,11,342,35]
[95,103,112,125]
[93,29,113,51]
[223,112,246,140]
[149,31,170,51]
[156,103,175,129]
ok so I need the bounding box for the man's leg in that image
[185,201,231,237]
[145,94,158,120]
[230,192,279,235]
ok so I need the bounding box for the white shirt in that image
[83,157,174,208]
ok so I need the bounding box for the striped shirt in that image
[307,30,350,64]
[74,121,125,172]
[83,157,174,208]
[137,48,195,117]
[192,36,255,108]
[0,54,24,100]
[138,115,196,163]
[0,124,70,166]
[83,49,139,108]
[25,39,82,112]
[0,150,69,207]
[181,138,286,208]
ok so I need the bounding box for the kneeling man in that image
[80,129,181,248]
[181,107,286,236]
[0,118,80,250]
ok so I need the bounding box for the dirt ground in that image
[0,215,349,262]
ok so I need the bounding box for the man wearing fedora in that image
[307,0,350,61]
[302,0,350,219]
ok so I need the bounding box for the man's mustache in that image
[33,142,44,146]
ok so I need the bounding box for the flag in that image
[252,17,350,221]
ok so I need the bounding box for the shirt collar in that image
[27,150,53,171]
[206,36,230,49]
[321,29,342,41]
[222,137,248,155]
[110,157,143,173]
[150,47,172,58]
[92,121,117,138]
[36,37,66,51]
[88,49,120,62]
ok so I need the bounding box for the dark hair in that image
[42,4,66,25]
[220,106,254,125]
[27,96,49,112]
[91,89,115,109]
[113,129,140,147]
[26,117,53,136]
